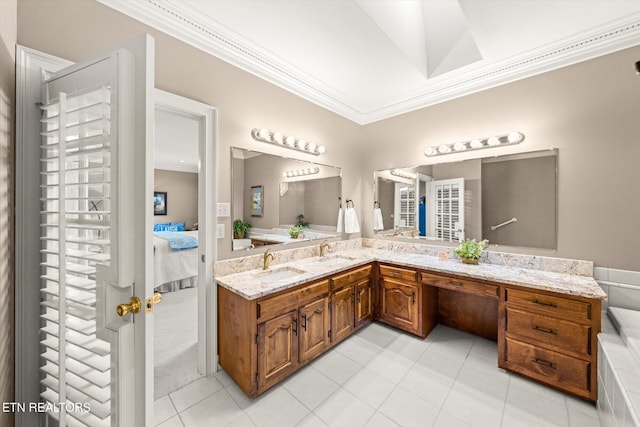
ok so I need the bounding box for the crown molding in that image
[99,0,640,125]
[154,161,198,173]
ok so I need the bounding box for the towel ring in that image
[373,201,380,208]
[345,199,355,208]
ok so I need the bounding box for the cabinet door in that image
[331,286,355,343]
[299,297,330,363]
[355,278,373,328]
[379,278,420,334]
[257,311,298,391]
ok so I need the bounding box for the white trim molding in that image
[99,0,640,124]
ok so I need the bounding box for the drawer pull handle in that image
[411,291,416,304]
[292,318,298,336]
[531,358,555,369]
[532,325,557,335]
[301,315,307,332]
[532,299,557,308]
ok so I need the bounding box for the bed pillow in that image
[154,222,171,231]
[154,222,186,232]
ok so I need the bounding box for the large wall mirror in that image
[231,147,342,251]
[374,149,558,250]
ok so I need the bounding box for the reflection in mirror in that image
[231,147,342,251]
[374,149,558,250]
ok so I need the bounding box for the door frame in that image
[154,90,218,376]
[14,46,218,426]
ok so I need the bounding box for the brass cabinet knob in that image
[116,297,142,317]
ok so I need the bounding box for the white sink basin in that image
[257,267,306,282]
[315,255,357,266]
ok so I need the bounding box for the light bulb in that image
[273,132,283,144]
[285,136,295,146]
[438,144,450,154]
[313,167,319,173]
[297,139,306,150]
[282,172,287,177]
[470,139,483,149]
[258,128,270,139]
[317,145,326,154]
[307,142,316,152]
[453,142,466,151]
[487,136,501,146]
[507,132,524,143]
[424,147,437,156]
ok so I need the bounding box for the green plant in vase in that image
[289,225,304,239]
[453,239,489,264]
[233,219,251,239]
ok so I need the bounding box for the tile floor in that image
[154,323,601,427]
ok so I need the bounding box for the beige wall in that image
[154,169,198,229]
[17,0,363,260]
[15,1,640,271]
[0,1,16,425]
[363,45,640,270]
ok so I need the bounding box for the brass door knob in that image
[116,296,142,317]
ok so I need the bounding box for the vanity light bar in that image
[424,132,525,157]
[251,128,326,156]
[390,169,417,180]
[282,167,320,178]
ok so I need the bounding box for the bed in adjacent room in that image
[153,223,199,293]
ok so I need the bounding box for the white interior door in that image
[38,35,155,426]
[429,178,465,242]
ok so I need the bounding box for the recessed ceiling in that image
[102,0,640,124]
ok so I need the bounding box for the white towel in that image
[373,208,384,231]
[344,207,360,234]
[336,208,344,233]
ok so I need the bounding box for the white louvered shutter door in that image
[429,178,465,242]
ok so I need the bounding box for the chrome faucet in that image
[262,249,274,270]
[319,240,330,257]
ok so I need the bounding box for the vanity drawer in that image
[421,272,499,299]
[505,338,590,395]
[379,265,417,282]
[331,265,372,291]
[258,280,329,321]
[506,308,591,355]
[505,288,591,323]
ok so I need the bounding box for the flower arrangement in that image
[453,239,489,264]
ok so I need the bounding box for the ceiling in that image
[154,108,199,172]
[102,0,640,124]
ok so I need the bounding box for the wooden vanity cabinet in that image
[499,286,601,401]
[257,310,299,391]
[330,265,373,342]
[378,264,437,338]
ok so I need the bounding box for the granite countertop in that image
[215,248,608,301]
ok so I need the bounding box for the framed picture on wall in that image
[250,185,264,217]
[154,191,167,216]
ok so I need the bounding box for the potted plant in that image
[453,239,489,264]
[233,219,251,239]
[296,214,310,228]
[289,225,304,239]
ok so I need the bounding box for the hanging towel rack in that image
[374,201,380,208]
[345,199,354,208]
[491,217,517,231]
